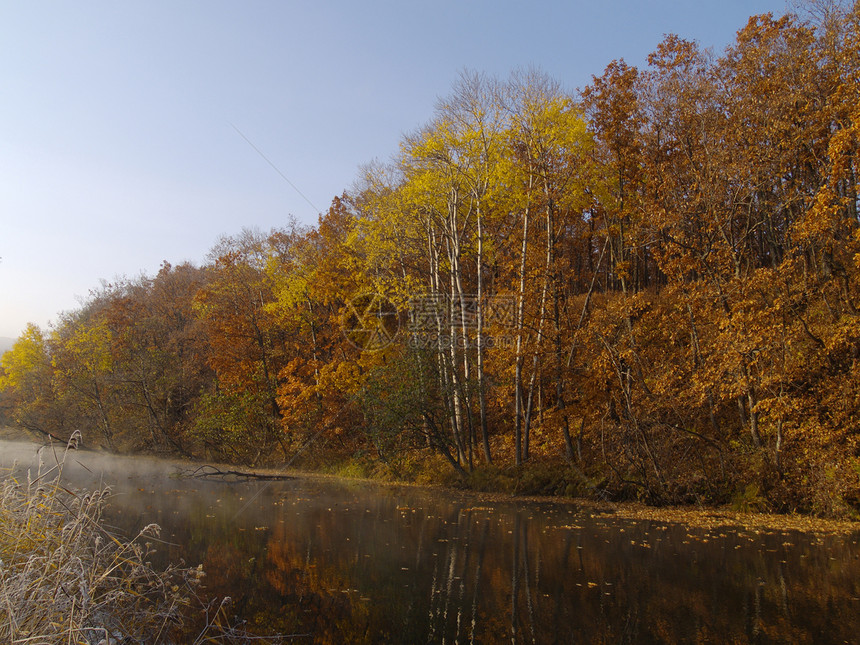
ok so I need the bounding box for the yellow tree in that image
[397,72,506,468]
[0,324,65,439]
[502,69,594,464]
[51,307,118,448]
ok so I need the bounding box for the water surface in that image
[1,440,858,643]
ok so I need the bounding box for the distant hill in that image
[0,337,15,355]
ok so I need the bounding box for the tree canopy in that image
[3,3,859,516]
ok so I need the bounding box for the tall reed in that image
[0,433,202,644]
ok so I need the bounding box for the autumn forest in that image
[3,6,860,516]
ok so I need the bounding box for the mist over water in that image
[2,439,859,643]
[0,439,181,485]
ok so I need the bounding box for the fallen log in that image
[178,464,295,482]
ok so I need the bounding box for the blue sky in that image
[0,0,792,339]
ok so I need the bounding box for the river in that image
[1,439,858,643]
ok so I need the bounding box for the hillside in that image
[0,7,858,517]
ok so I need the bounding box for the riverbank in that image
[165,447,860,536]
[289,462,860,536]
[3,429,858,535]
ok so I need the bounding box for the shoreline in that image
[283,465,860,535]
[2,430,858,535]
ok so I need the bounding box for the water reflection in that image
[1,441,858,643]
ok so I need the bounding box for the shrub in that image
[730,483,769,513]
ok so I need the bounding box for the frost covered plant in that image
[0,435,203,644]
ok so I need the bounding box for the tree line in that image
[3,4,859,514]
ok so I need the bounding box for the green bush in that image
[730,483,769,513]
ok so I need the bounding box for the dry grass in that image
[0,433,202,644]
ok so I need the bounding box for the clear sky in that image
[0,0,792,339]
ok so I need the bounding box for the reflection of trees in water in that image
[422,509,860,645]
[92,479,860,644]
[426,510,490,643]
